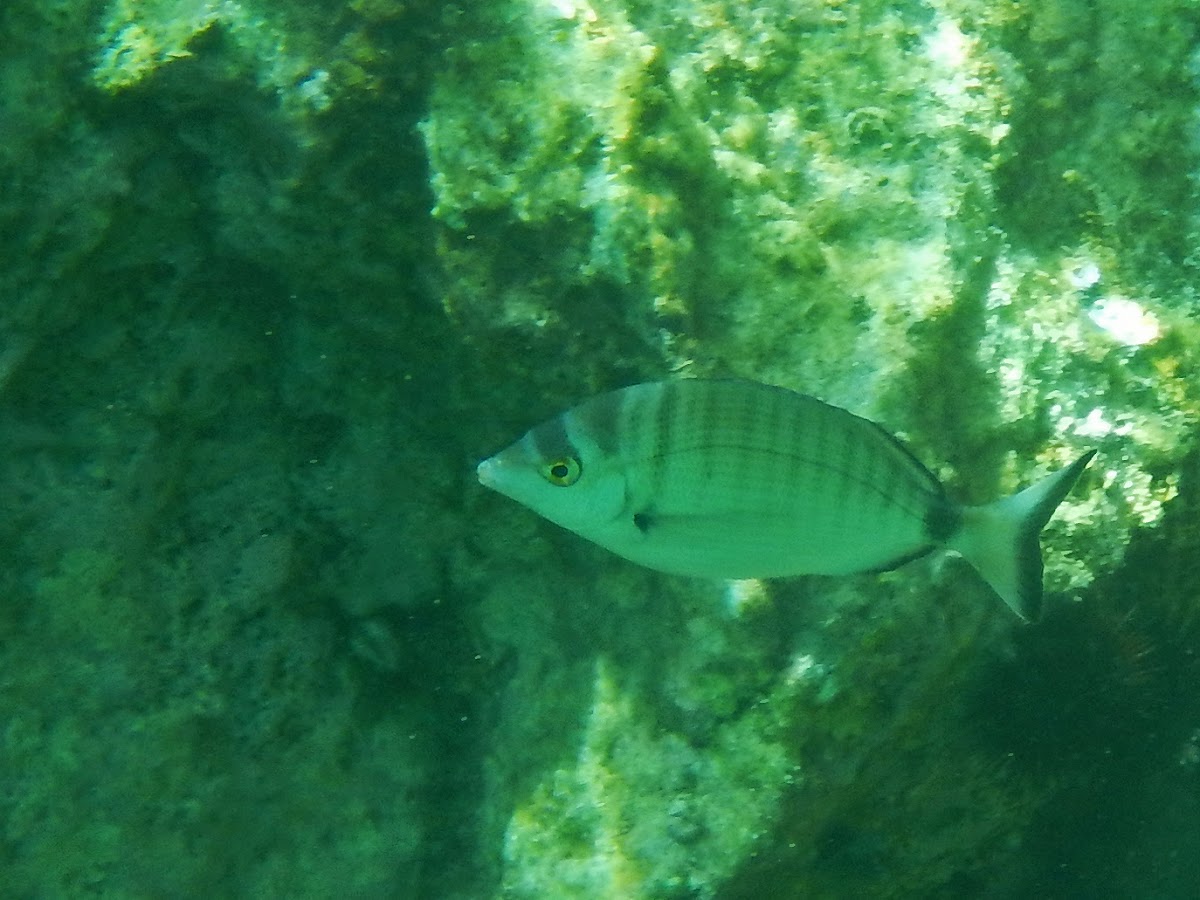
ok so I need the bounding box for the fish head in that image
[477,415,628,536]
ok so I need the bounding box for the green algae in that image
[93,0,329,116]
[423,0,1019,404]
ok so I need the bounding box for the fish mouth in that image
[476,456,501,488]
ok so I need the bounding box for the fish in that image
[476,379,1095,621]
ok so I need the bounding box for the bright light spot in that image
[1076,408,1114,439]
[543,0,595,20]
[1088,296,1160,346]
[926,19,970,68]
[297,69,331,111]
[786,654,817,683]
[723,578,768,615]
[785,654,832,691]
[1068,259,1102,291]
[1069,408,1134,439]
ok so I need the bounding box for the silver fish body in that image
[477,379,1094,620]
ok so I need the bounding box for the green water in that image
[1,0,1198,896]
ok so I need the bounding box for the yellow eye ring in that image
[544,456,582,486]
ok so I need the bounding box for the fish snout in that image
[476,455,502,488]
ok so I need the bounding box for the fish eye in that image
[543,456,581,486]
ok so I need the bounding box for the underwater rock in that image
[0,0,1196,896]
[439,0,1200,896]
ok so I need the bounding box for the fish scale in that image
[477,378,1095,621]
[636,381,930,557]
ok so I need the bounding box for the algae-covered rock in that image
[432,0,1200,895]
[0,0,462,895]
[423,0,1017,401]
[0,0,1197,895]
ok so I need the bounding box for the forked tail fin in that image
[948,450,1096,621]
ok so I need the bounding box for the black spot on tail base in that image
[925,499,962,543]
